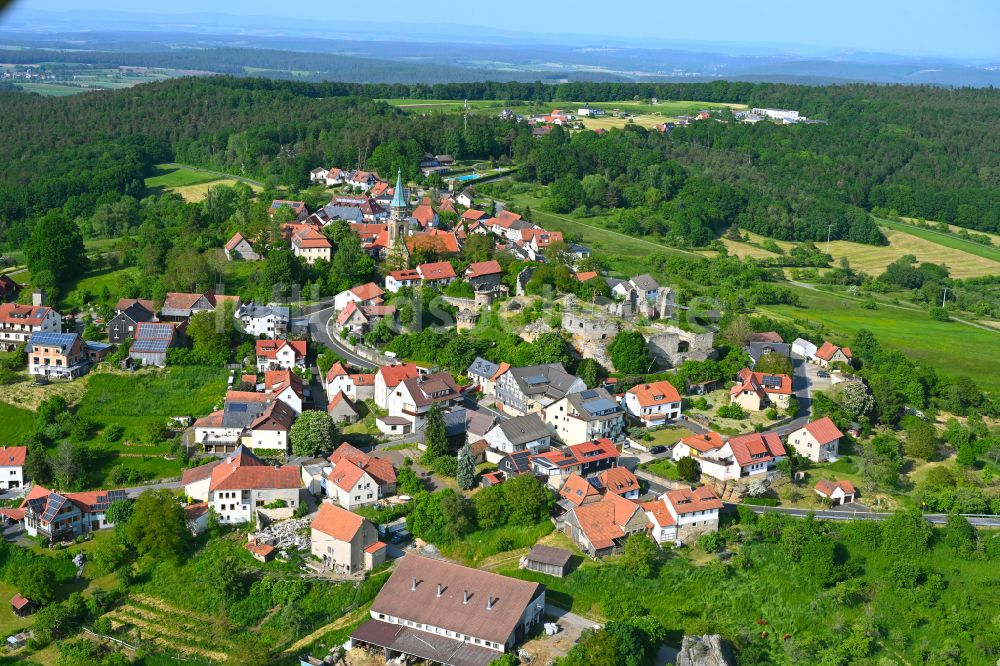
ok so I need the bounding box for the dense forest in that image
[1,77,997,249]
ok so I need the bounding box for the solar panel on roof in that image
[41,494,67,522]
[229,403,248,413]
[761,375,783,389]
[131,339,169,353]
[524,375,548,385]
[583,398,617,414]
[580,389,598,399]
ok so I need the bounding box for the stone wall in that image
[645,325,715,368]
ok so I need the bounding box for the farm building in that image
[520,544,572,578]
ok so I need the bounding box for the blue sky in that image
[5,0,1000,59]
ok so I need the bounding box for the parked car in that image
[649,445,667,455]
[817,370,829,378]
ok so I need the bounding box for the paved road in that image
[730,502,1000,527]
[308,304,378,370]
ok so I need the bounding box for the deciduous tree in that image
[289,410,337,457]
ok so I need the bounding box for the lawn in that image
[642,457,682,481]
[76,366,228,442]
[761,285,1000,394]
[0,402,36,444]
[59,265,139,311]
[144,164,260,202]
[439,520,554,567]
[634,426,695,448]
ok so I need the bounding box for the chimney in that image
[463,590,469,604]
[411,577,417,592]
[32,289,45,307]
[436,584,443,598]
[487,596,495,611]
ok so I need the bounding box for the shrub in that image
[717,404,746,419]
[102,423,125,442]
[699,531,726,553]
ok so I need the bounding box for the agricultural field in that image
[828,227,1000,279]
[106,594,235,663]
[144,163,261,202]
[875,217,1000,265]
[760,285,1000,393]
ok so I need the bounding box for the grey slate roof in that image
[510,363,582,401]
[496,413,550,446]
[747,342,791,364]
[466,357,499,381]
[630,274,660,291]
[238,302,289,321]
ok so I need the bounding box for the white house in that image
[373,363,422,409]
[334,282,385,311]
[791,338,817,359]
[814,479,856,506]
[291,226,333,264]
[255,339,306,372]
[0,301,62,352]
[325,362,375,403]
[786,417,844,463]
[236,302,289,339]
[483,414,551,454]
[385,269,421,294]
[310,167,330,183]
[262,369,305,415]
[622,380,682,426]
[385,372,463,431]
[192,391,296,454]
[0,446,26,490]
[643,486,722,546]
[679,432,787,482]
[181,447,300,524]
[544,387,626,444]
[323,444,397,508]
[224,232,260,261]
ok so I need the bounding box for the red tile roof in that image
[0,303,53,327]
[575,271,598,283]
[815,341,852,362]
[364,541,387,554]
[225,232,249,252]
[571,493,645,550]
[116,298,155,313]
[726,432,786,467]
[204,448,299,492]
[460,209,486,221]
[10,594,31,610]
[464,260,502,279]
[377,363,420,388]
[627,380,681,408]
[663,485,723,514]
[559,472,601,507]
[642,500,675,527]
[245,540,276,559]
[748,331,783,343]
[351,282,385,301]
[680,431,725,453]
[815,479,855,497]
[407,231,461,255]
[0,446,27,467]
[802,417,844,445]
[311,501,366,542]
[731,368,793,398]
[597,467,639,496]
[412,204,436,227]
[255,339,306,360]
[418,262,457,281]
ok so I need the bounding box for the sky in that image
[3,0,1000,60]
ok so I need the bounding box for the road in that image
[308,304,378,370]
[730,502,1000,527]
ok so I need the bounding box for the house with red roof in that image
[291,225,333,264]
[531,438,620,490]
[411,203,439,229]
[346,170,381,191]
[417,261,457,288]
[682,431,786,481]
[268,200,308,220]
[20,485,126,543]
[0,446,26,490]
[160,290,240,322]
[224,232,260,261]
[182,446,300,524]
[623,380,682,426]
[325,361,375,403]
[0,301,62,351]
[814,341,853,368]
[327,390,360,424]
[814,479,856,505]
[383,371,463,433]
[464,260,503,291]
[311,501,385,573]
[255,339,307,372]
[406,230,462,257]
[558,472,603,509]
[192,389,297,453]
[373,363,423,409]
[321,443,398,509]
[563,493,648,558]
[787,417,844,463]
[460,208,487,224]
[263,369,305,415]
[671,431,726,462]
[334,282,385,312]
[336,301,396,336]
[730,367,793,412]
[644,485,722,545]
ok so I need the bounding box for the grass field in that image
[902,216,1000,245]
[145,164,260,202]
[76,366,228,442]
[15,82,94,96]
[826,227,999,280]
[60,265,139,311]
[761,285,1000,393]
[0,402,36,445]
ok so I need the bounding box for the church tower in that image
[389,168,409,242]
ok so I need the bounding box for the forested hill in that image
[0,77,997,248]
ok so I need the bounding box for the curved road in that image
[307,303,378,370]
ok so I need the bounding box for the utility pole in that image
[826,223,833,256]
[941,287,949,308]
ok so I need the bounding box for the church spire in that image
[390,168,407,210]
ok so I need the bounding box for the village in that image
[0,158,880,666]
